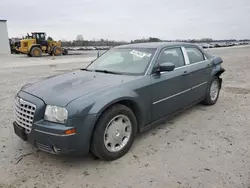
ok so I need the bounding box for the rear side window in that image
[186,47,204,64]
[157,48,185,68]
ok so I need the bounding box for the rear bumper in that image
[14,114,97,156]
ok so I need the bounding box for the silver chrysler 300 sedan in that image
[13,42,225,160]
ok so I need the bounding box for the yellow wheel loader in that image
[16,32,68,57]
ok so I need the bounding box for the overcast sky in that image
[1,0,250,41]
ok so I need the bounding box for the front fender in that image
[29,44,41,52]
[66,87,144,119]
[89,89,141,114]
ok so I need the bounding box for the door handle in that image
[182,71,188,76]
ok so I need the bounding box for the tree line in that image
[60,35,249,47]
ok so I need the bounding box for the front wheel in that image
[52,46,62,56]
[203,76,221,105]
[91,104,137,161]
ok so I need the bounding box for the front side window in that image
[86,48,156,75]
[40,33,45,40]
[157,48,185,68]
[186,47,205,64]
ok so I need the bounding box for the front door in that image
[150,47,190,121]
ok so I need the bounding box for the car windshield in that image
[86,48,156,75]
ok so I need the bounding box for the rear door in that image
[183,47,213,103]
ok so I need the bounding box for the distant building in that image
[0,19,11,54]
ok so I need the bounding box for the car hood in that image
[22,70,137,106]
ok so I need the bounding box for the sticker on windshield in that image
[130,50,152,58]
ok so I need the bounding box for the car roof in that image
[114,42,198,49]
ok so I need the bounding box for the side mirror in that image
[159,62,175,72]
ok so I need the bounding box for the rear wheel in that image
[203,76,220,105]
[53,46,62,56]
[30,47,42,57]
[91,104,137,161]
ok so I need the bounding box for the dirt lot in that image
[0,46,250,188]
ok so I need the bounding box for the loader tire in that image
[53,46,62,56]
[30,47,42,57]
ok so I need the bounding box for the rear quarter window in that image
[186,47,205,64]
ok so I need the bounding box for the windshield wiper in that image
[81,68,92,71]
[94,69,121,75]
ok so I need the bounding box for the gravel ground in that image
[0,46,250,188]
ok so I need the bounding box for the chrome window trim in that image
[183,59,208,67]
[159,60,206,75]
[181,47,190,65]
[153,81,207,104]
[147,45,209,75]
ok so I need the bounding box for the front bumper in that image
[14,114,97,155]
[14,91,97,156]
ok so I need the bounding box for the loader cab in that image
[31,32,48,46]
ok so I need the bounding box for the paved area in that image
[0,51,100,68]
[0,46,250,188]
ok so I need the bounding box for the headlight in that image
[44,105,68,124]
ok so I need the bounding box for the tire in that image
[203,76,221,105]
[30,47,42,57]
[62,49,68,55]
[91,104,138,161]
[53,46,62,56]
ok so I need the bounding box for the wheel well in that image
[117,100,142,131]
[215,75,222,89]
[215,69,225,77]
[214,69,224,89]
[94,100,142,133]
[89,100,142,152]
[30,45,41,51]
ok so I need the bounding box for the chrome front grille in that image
[14,97,36,133]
